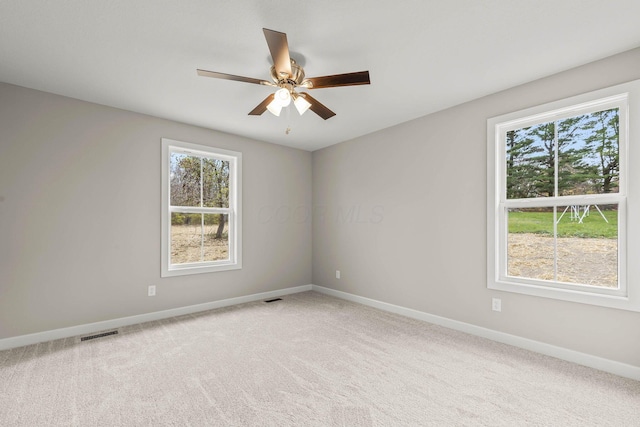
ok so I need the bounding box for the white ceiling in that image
[2,1,640,151]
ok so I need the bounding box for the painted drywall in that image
[312,47,640,367]
[0,83,312,339]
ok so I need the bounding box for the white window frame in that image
[161,138,242,277]
[487,80,640,312]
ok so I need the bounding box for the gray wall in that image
[0,83,312,339]
[312,47,640,367]
[3,47,640,368]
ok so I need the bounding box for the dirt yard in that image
[171,224,229,264]
[508,233,617,288]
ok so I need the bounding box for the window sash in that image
[168,148,235,210]
[497,97,627,204]
[501,194,623,209]
[168,213,236,270]
[497,199,626,297]
[168,207,236,268]
[170,206,232,215]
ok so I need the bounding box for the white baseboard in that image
[3,283,638,382]
[0,285,313,351]
[311,285,640,382]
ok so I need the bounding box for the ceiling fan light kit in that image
[266,101,283,117]
[293,94,311,115]
[197,28,370,121]
[274,88,291,106]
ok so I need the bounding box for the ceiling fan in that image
[197,28,370,120]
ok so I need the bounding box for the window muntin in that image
[161,139,241,277]
[486,81,640,311]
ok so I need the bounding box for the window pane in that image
[171,213,203,264]
[507,208,554,280]
[506,122,555,199]
[203,158,230,208]
[558,109,620,196]
[203,214,229,261]
[170,153,201,207]
[556,204,618,287]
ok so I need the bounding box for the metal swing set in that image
[556,205,609,224]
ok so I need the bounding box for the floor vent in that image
[264,298,282,303]
[80,330,119,342]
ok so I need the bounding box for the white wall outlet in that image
[336,270,341,279]
[492,298,501,312]
[148,285,156,297]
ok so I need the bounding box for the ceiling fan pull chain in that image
[285,102,292,135]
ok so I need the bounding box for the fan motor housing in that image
[270,59,305,86]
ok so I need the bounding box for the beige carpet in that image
[1,291,638,426]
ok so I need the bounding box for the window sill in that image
[488,278,640,312]
[162,261,242,278]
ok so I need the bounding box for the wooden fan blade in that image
[197,69,269,85]
[248,93,276,116]
[304,71,370,89]
[263,28,292,79]
[299,92,336,120]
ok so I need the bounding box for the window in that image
[161,138,242,277]
[487,80,640,311]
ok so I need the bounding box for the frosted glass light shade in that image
[275,88,291,107]
[294,95,311,115]
[266,100,282,116]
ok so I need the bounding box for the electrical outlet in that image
[148,285,156,297]
[336,270,341,279]
[492,298,501,312]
